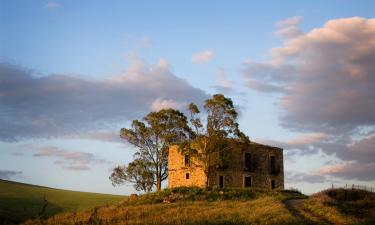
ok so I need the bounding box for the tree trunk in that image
[204,139,209,188]
[156,177,161,191]
[205,171,209,188]
[205,159,209,188]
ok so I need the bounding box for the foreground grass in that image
[24,197,300,225]
[0,179,125,224]
[23,187,304,225]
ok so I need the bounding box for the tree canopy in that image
[110,109,192,191]
[184,94,249,187]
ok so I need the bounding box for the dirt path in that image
[284,199,332,225]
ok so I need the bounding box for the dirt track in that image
[284,199,332,225]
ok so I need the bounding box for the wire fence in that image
[330,184,375,193]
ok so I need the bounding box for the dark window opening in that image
[219,175,224,188]
[271,180,276,189]
[270,156,276,174]
[184,155,190,167]
[245,153,252,171]
[244,176,252,187]
[186,173,189,179]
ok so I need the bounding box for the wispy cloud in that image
[0,170,22,180]
[192,50,215,63]
[286,171,327,184]
[275,16,304,39]
[211,68,235,94]
[46,2,60,10]
[276,16,302,27]
[75,131,121,143]
[259,132,330,153]
[315,161,375,181]
[33,147,110,171]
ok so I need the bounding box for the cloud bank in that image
[244,17,375,182]
[0,60,207,141]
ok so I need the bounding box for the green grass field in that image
[0,179,126,224]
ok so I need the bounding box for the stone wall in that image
[168,141,284,190]
[207,142,284,189]
[168,145,207,188]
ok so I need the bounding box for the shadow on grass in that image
[0,196,64,224]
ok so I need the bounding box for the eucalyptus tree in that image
[109,159,154,192]
[185,94,249,187]
[110,109,192,191]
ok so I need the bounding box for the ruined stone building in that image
[168,141,284,189]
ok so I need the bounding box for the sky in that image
[0,0,374,195]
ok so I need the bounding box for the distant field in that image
[0,179,126,224]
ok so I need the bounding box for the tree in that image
[109,159,154,192]
[184,94,249,187]
[111,109,192,192]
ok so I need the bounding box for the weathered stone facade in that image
[168,141,284,189]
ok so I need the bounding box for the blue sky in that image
[1,0,375,194]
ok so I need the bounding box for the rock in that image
[129,193,138,201]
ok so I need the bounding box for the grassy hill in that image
[0,179,125,224]
[21,187,308,225]
[2,180,374,225]
[301,188,375,224]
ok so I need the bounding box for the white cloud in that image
[192,50,215,63]
[150,98,185,111]
[276,16,302,28]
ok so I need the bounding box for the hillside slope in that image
[22,187,307,225]
[21,187,375,225]
[302,188,375,224]
[0,179,125,224]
